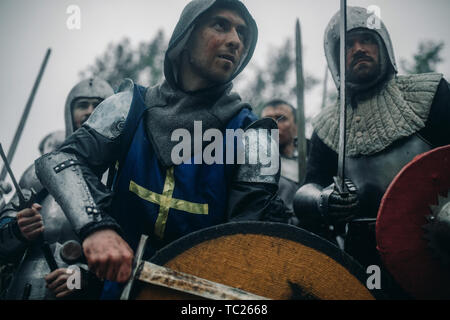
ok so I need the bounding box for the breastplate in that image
[345,134,432,218]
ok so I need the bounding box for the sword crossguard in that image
[333,176,349,197]
[120,234,149,300]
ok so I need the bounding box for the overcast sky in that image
[0,0,449,195]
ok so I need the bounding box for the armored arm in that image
[227,118,291,223]
[35,84,133,241]
[293,131,335,228]
[293,132,359,233]
[293,183,330,232]
[0,209,27,261]
[0,189,39,261]
[0,165,48,261]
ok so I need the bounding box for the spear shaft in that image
[295,19,307,185]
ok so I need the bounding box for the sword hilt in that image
[333,176,349,197]
[120,234,148,300]
[11,188,37,211]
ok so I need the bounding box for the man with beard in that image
[0,78,114,299]
[294,6,450,274]
[35,0,287,299]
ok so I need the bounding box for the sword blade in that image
[336,0,348,194]
[138,261,270,300]
[0,143,26,204]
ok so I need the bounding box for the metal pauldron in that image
[34,152,102,236]
[83,87,133,140]
[233,118,280,185]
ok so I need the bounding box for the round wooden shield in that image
[377,145,450,299]
[134,221,382,300]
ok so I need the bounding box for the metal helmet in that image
[38,130,65,155]
[324,6,398,88]
[64,77,114,137]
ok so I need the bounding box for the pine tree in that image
[401,40,445,74]
[79,30,167,90]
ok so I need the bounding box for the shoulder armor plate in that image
[84,79,134,140]
[234,118,280,184]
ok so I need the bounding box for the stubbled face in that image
[182,8,249,90]
[71,97,102,129]
[345,31,380,84]
[261,104,296,147]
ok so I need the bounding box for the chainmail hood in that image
[164,0,258,91]
[141,0,258,167]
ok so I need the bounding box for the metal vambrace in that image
[233,118,280,185]
[34,152,116,240]
[293,183,333,225]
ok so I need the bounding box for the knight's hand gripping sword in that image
[329,0,355,247]
[0,143,58,272]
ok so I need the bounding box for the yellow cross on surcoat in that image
[129,167,209,239]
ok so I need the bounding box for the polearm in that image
[295,19,307,185]
[0,48,52,181]
[333,0,348,195]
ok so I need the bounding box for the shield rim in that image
[376,145,450,299]
[149,221,386,300]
